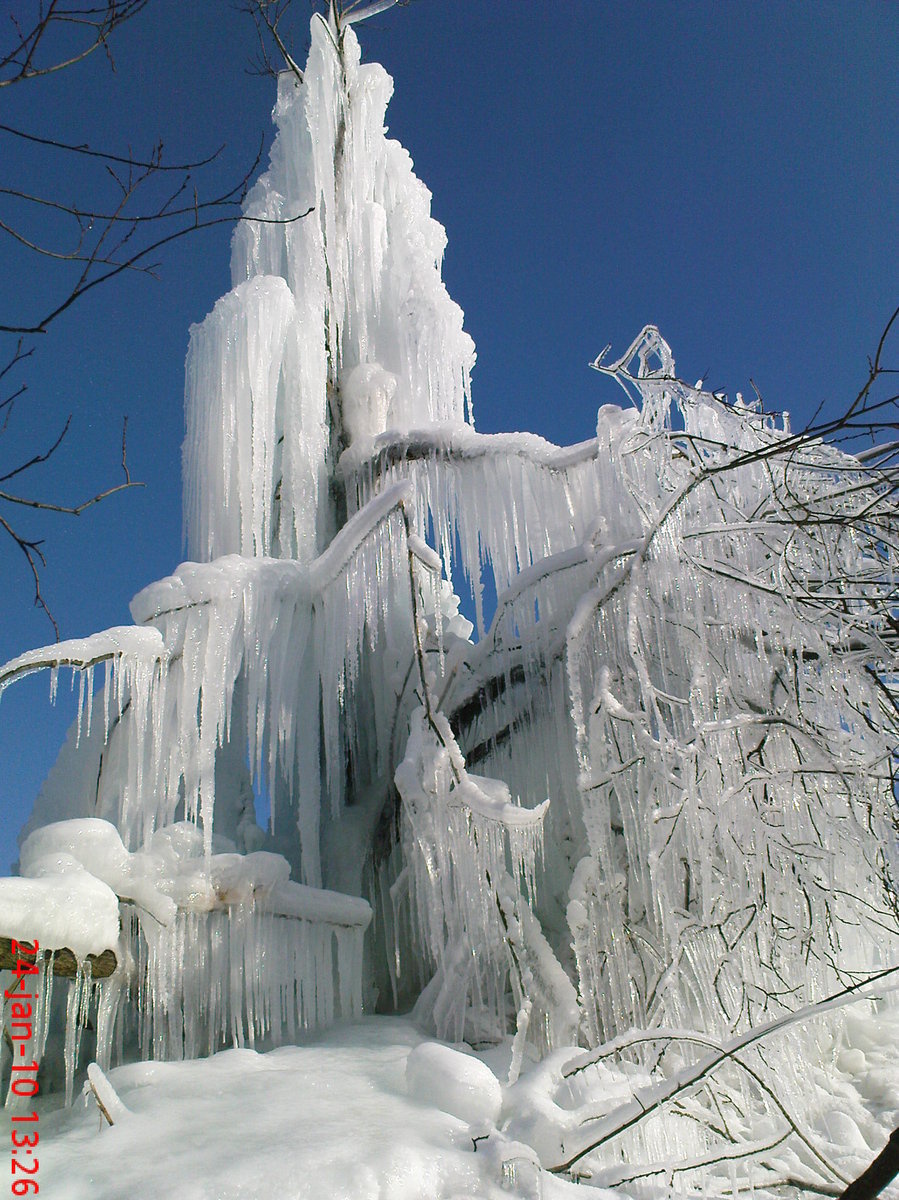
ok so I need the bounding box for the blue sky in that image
[0,1,896,872]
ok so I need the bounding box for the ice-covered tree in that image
[1,5,897,1191]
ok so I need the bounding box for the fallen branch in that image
[84,1062,128,1126]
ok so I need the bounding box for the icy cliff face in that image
[184,18,475,565]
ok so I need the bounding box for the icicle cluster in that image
[15,490,410,886]
[343,325,899,1054]
[394,707,576,1048]
[185,15,475,564]
[3,10,564,1083]
[123,899,366,1063]
[1,958,59,1107]
[1,898,367,1110]
[344,424,625,635]
[2,816,372,1108]
[562,332,899,1042]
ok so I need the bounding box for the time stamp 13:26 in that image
[7,939,41,1195]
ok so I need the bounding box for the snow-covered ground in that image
[18,1018,581,1200]
[13,1004,899,1200]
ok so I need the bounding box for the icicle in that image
[63,963,92,1107]
[93,973,123,1073]
[507,997,532,1087]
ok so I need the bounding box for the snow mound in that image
[406,1041,503,1127]
[0,869,119,959]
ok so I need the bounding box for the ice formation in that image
[3,815,371,1106]
[1,6,898,1193]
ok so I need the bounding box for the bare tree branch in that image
[0,151,311,334]
[0,1,148,89]
[0,121,225,170]
[0,4,315,632]
[0,413,142,634]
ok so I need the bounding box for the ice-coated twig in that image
[340,0,402,25]
[0,627,165,694]
[84,1062,128,1127]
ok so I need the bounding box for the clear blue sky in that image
[0,1,896,872]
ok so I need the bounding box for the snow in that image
[341,362,398,443]
[406,1041,503,1126]
[84,1062,130,1125]
[28,1020,538,1200]
[0,627,164,693]
[454,774,549,830]
[21,818,176,928]
[17,818,370,929]
[262,880,371,928]
[0,870,119,959]
[407,533,442,575]
[18,1016,637,1200]
[14,1006,899,1199]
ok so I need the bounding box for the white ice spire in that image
[183,15,475,565]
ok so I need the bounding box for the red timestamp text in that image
[7,939,40,1195]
